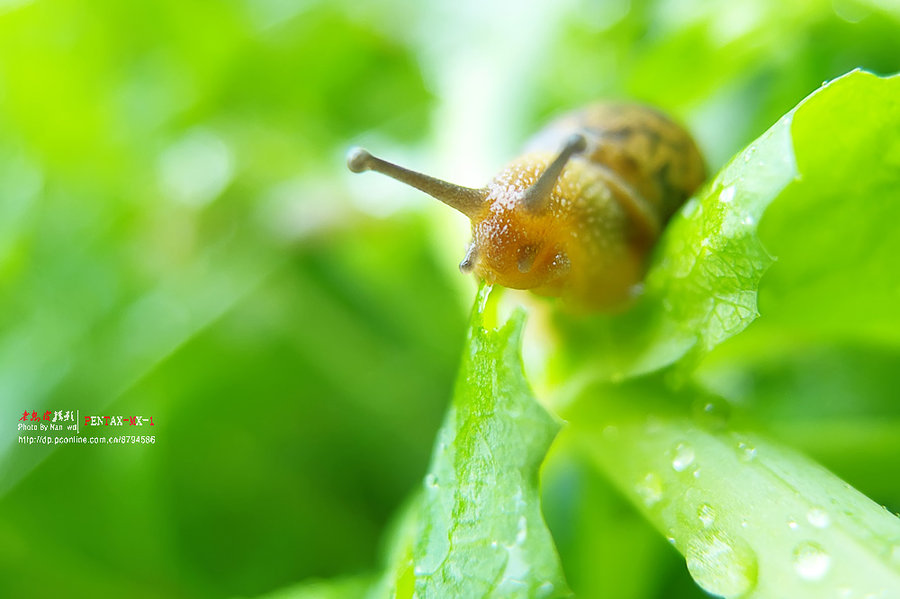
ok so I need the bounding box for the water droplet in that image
[807,507,831,529]
[719,185,736,203]
[740,520,748,528]
[788,520,799,530]
[672,443,696,472]
[793,541,831,581]
[682,198,700,217]
[635,472,663,507]
[425,473,438,488]
[501,544,530,582]
[701,237,711,247]
[693,468,702,479]
[698,504,716,527]
[692,395,732,429]
[516,516,528,544]
[736,441,757,462]
[685,530,758,598]
[743,215,755,226]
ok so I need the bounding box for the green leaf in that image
[551,69,900,385]
[556,69,900,599]
[379,284,571,598]
[567,378,900,599]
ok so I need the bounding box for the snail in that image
[347,102,705,309]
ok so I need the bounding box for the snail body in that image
[348,102,705,309]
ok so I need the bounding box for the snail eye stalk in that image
[521,133,587,213]
[347,147,487,218]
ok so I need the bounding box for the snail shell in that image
[348,102,705,310]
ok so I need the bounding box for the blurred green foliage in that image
[0,0,898,598]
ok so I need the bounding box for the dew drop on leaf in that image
[806,507,831,529]
[793,541,831,581]
[719,185,736,203]
[681,197,700,217]
[635,472,663,507]
[685,529,758,598]
[736,441,757,462]
[672,443,696,472]
[692,395,731,429]
[698,503,716,528]
[743,146,755,162]
[516,515,528,544]
[501,544,530,582]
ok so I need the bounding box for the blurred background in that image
[0,0,898,597]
